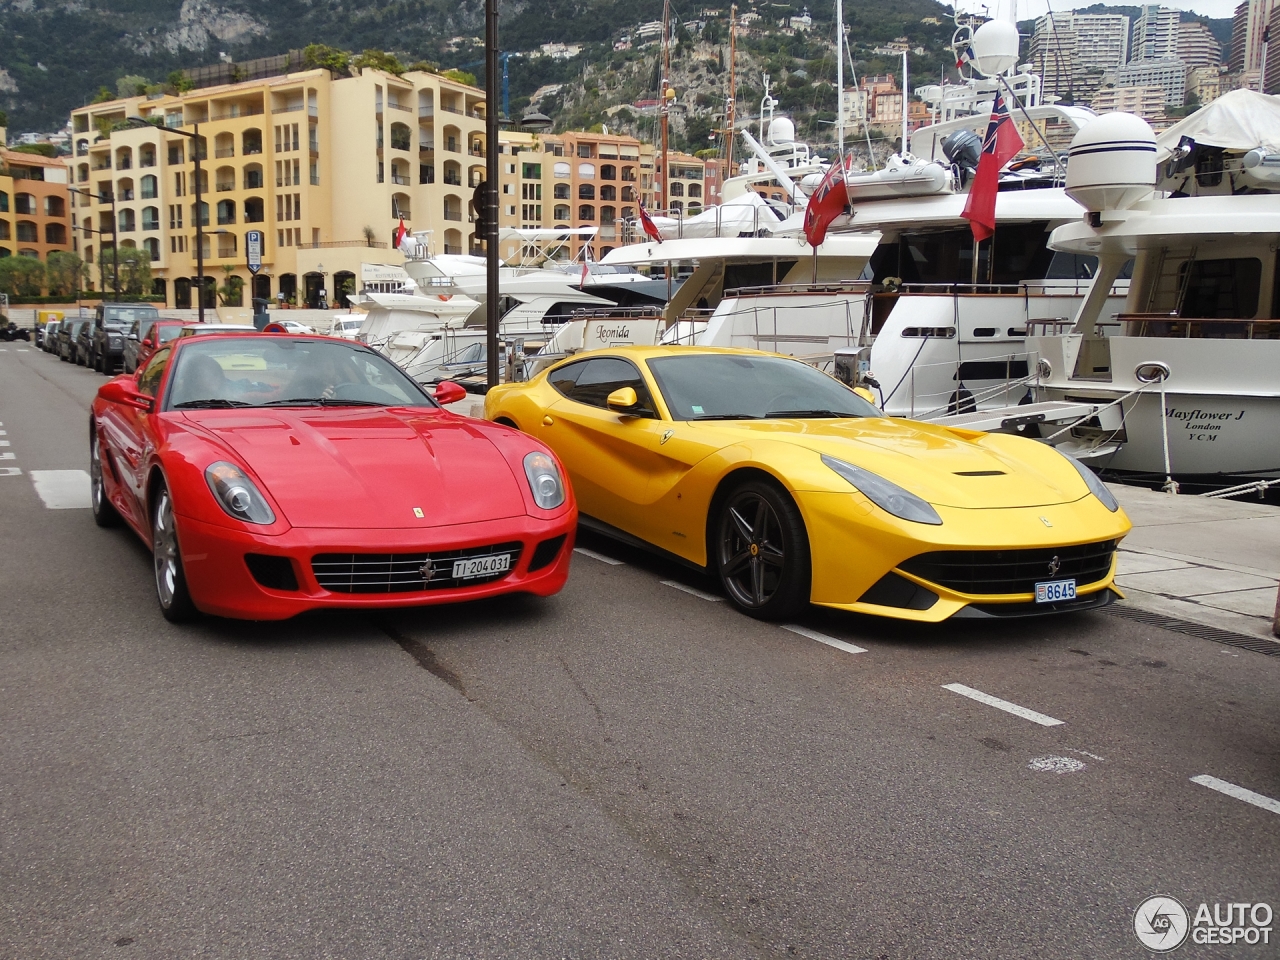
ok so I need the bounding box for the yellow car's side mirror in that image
[854,386,877,405]
[606,386,640,413]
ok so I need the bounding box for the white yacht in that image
[1020,96,1280,485]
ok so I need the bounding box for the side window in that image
[566,357,656,417]
[137,346,172,397]
[548,359,590,399]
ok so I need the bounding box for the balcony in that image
[441,103,463,115]
[116,158,132,170]
[419,140,435,151]
[391,173,411,185]
[443,173,461,186]
[469,146,486,158]
[419,106,434,118]
[216,181,235,192]
[445,138,459,153]
[387,101,413,112]
[244,173,264,190]
[215,146,235,158]
[210,106,264,122]
[390,136,412,152]
[119,189,134,201]
[444,210,462,221]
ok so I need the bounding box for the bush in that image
[353,49,406,76]
[441,68,478,87]
[304,44,353,75]
[0,255,46,297]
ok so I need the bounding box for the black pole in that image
[110,190,119,298]
[485,0,500,388]
[193,123,206,323]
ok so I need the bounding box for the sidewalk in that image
[1109,484,1280,643]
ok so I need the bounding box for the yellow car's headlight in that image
[821,454,943,525]
[1061,453,1120,512]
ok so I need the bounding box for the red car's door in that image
[102,346,172,522]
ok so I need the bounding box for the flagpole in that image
[836,0,845,156]
[997,73,1064,181]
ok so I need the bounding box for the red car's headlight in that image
[523,451,565,510]
[205,461,276,524]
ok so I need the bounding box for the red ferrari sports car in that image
[90,333,576,621]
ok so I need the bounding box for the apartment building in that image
[1092,84,1167,120]
[1032,12,1133,102]
[69,64,488,309]
[1177,21,1223,70]
[1132,5,1182,62]
[1230,0,1278,74]
[1115,57,1188,105]
[0,148,74,262]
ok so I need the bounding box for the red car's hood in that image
[183,408,526,528]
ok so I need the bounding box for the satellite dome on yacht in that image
[1065,113,1157,214]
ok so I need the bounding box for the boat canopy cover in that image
[1154,90,1280,160]
[648,191,782,240]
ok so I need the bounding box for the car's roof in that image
[550,344,781,366]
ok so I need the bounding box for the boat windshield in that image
[647,354,883,421]
[165,337,436,410]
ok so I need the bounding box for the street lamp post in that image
[129,116,205,322]
[68,185,118,299]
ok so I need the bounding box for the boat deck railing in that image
[1117,313,1280,340]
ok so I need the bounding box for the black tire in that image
[151,483,198,623]
[93,350,103,373]
[90,427,121,528]
[714,478,811,620]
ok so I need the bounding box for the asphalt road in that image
[1,342,1277,960]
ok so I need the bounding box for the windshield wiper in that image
[260,397,385,407]
[764,409,856,419]
[689,413,762,420]
[174,398,252,408]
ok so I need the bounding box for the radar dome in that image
[970,20,1020,77]
[768,116,796,145]
[1065,112,1157,213]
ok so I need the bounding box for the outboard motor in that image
[942,129,982,188]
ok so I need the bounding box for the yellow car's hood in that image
[691,417,1089,509]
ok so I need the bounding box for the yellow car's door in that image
[541,356,668,537]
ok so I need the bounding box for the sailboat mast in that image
[660,0,671,213]
[727,4,737,172]
[836,0,844,156]
[901,52,909,155]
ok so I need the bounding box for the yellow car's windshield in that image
[646,354,883,421]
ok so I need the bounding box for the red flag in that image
[580,244,591,286]
[393,216,409,250]
[802,153,851,248]
[961,91,1024,242]
[637,200,662,243]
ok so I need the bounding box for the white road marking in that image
[781,624,867,655]
[660,580,722,602]
[1190,775,1280,816]
[942,683,1065,727]
[1028,756,1086,773]
[29,470,93,509]
[574,546,624,565]
[0,467,21,477]
[17,348,29,352]
[1066,748,1108,762]
[0,441,9,447]
[0,452,13,460]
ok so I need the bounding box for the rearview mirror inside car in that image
[606,387,640,413]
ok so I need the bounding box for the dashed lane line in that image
[660,580,722,602]
[29,470,92,509]
[781,624,867,655]
[574,547,625,566]
[942,683,1065,727]
[1191,775,1280,816]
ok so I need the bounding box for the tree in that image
[91,86,114,104]
[441,68,478,86]
[217,265,244,306]
[45,251,86,297]
[0,110,8,128]
[363,225,378,247]
[353,49,406,76]
[304,44,353,75]
[12,143,56,157]
[117,75,150,99]
[167,71,194,94]
[117,247,152,296]
[0,256,46,297]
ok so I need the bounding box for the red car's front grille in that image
[311,542,523,594]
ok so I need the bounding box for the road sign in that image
[245,230,263,275]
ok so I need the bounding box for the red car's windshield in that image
[164,338,436,410]
[156,325,184,343]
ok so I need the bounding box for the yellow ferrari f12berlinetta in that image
[485,346,1131,622]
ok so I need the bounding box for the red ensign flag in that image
[637,201,662,243]
[803,153,851,248]
[961,91,1024,242]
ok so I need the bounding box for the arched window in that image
[215,165,236,192]
[554,183,570,199]
[215,132,235,158]
[600,205,616,225]
[78,164,89,183]
[600,164,616,180]
[144,237,160,261]
[553,161,571,178]
[76,139,88,156]
[243,163,264,190]
[390,160,410,185]
[44,195,66,217]
[578,204,594,221]
[553,204,570,221]
[443,228,462,255]
[118,209,136,232]
[600,184,616,201]
[141,207,159,230]
[140,175,158,199]
[621,165,637,182]
[15,193,35,215]
[687,203,703,215]
[578,163,595,179]
[0,191,6,213]
[578,184,595,200]
[115,147,132,170]
[45,223,67,245]
[468,164,484,187]
[621,206,635,220]
[443,160,461,186]
[670,201,683,214]
[192,201,209,227]
[242,128,263,155]
[688,183,702,198]
[117,178,134,201]
[392,193,411,219]
[390,122,412,151]
[669,182,684,197]
[0,221,8,239]
[443,195,461,221]
[139,144,156,168]
[16,221,38,243]
[442,125,461,152]
[216,199,236,225]
[244,197,265,223]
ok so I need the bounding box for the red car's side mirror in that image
[433,381,468,406]
[99,378,154,412]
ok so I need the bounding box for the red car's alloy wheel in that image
[90,430,120,528]
[152,485,197,622]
